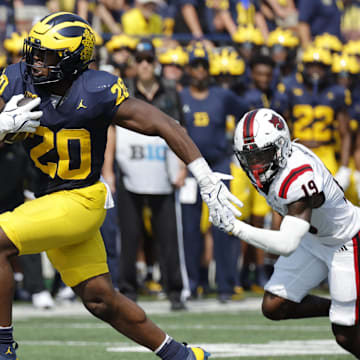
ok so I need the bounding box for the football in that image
[3,96,35,144]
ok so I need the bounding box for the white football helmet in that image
[234,108,292,188]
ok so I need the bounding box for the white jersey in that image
[259,142,360,246]
[115,127,179,194]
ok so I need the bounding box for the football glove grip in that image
[188,158,243,225]
[0,94,42,141]
[226,215,310,256]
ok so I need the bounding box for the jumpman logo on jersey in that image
[77,99,87,110]
[5,347,12,355]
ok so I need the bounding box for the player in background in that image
[214,108,360,358]
[104,34,139,79]
[267,27,299,89]
[179,43,248,302]
[233,54,275,291]
[0,12,243,360]
[158,45,189,92]
[272,46,352,191]
[331,53,360,206]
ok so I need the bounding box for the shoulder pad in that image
[278,164,314,201]
[82,69,119,94]
[274,147,323,204]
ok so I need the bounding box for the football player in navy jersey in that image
[272,47,352,190]
[0,12,244,360]
[237,54,275,291]
[180,44,248,302]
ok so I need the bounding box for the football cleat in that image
[186,346,211,360]
[0,342,18,360]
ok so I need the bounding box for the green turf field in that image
[13,297,354,360]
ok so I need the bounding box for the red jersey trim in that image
[278,164,313,199]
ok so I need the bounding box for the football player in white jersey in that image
[213,108,360,357]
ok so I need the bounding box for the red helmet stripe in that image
[243,110,257,145]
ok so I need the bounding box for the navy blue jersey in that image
[272,73,350,144]
[180,86,247,163]
[229,0,256,27]
[0,62,128,196]
[298,0,343,39]
[349,84,360,125]
[243,87,271,109]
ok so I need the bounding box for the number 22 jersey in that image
[257,142,360,246]
[0,62,129,197]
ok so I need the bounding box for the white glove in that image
[199,172,243,226]
[334,166,351,191]
[0,94,42,141]
[188,158,243,227]
[208,204,237,233]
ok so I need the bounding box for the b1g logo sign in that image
[130,144,167,161]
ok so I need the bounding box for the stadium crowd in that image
[0,0,360,312]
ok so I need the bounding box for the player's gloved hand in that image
[209,204,236,232]
[0,94,42,141]
[199,172,243,225]
[187,158,243,226]
[334,166,351,191]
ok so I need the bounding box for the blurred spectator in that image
[343,39,360,63]
[332,53,360,206]
[272,47,351,187]
[13,0,59,33]
[236,54,273,291]
[180,44,248,302]
[100,126,121,287]
[247,54,275,108]
[255,0,297,36]
[229,0,257,27]
[210,46,246,92]
[297,0,343,48]
[267,27,299,85]
[313,32,343,54]
[121,0,164,36]
[105,34,138,78]
[112,40,189,310]
[76,0,97,23]
[341,0,360,41]
[172,0,237,42]
[158,45,189,91]
[97,0,128,35]
[0,0,11,48]
[3,31,28,65]
[232,25,265,62]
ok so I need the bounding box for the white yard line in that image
[13,298,263,319]
[17,322,330,332]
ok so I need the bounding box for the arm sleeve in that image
[232,215,310,256]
